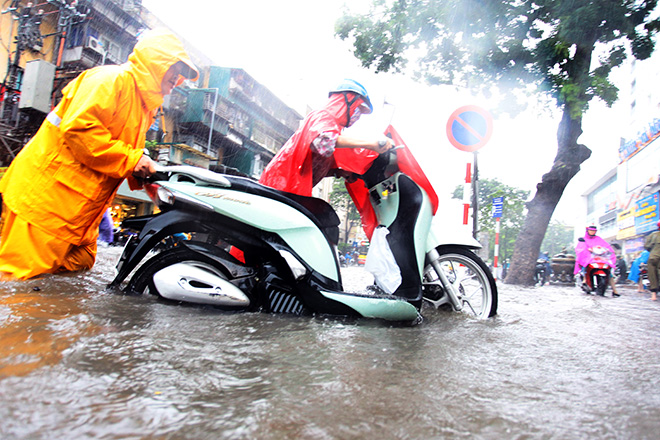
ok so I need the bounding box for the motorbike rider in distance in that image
[259,80,426,309]
[536,251,552,285]
[575,225,620,296]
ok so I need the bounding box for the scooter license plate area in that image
[370,176,399,226]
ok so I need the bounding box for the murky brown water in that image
[1,246,659,439]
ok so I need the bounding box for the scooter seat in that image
[221,175,340,244]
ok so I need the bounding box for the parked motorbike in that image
[535,259,548,286]
[108,128,497,323]
[550,251,575,283]
[576,245,613,296]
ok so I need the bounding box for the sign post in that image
[463,162,471,225]
[446,106,493,238]
[492,196,504,280]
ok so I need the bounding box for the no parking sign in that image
[446,105,493,152]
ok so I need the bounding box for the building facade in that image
[581,44,660,262]
[0,0,302,230]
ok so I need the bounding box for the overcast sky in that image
[141,0,628,225]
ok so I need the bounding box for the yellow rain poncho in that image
[0,29,198,279]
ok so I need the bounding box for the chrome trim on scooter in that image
[158,165,232,188]
[278,250,308,279]
[427,248,464,311]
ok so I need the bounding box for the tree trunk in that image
[504,108,592,285]
[342,204,351,244]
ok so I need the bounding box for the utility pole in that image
[472,151,479,239]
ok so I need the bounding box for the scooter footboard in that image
[318,291,419,321]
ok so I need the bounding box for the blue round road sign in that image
[446,105,493,152]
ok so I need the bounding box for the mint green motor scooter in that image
[109,148,497,323]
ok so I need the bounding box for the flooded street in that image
[1,246,659,439]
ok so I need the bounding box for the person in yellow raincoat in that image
[0,28,199,280]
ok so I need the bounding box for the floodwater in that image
[1,247,659,440]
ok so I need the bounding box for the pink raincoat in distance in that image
[574,232,616,274]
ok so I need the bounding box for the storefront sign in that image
[634,192,659,234]
[616,207,636,240]
[624,235,647,254]
[619,116,660,163]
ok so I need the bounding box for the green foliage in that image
[338,1,660,284]
[453,178,529,261]
[144,140,159,159]
[336,0,660,117]
[452,178,573,260]
[540,221,575,257]
[328,178,361,244]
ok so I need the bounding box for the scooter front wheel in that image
[423,247,498,318]
[595,274,609,296]
[127,248,251,309]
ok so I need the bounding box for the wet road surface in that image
[1,246,659,439]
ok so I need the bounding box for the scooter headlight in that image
[145,183,175,206]
[157,186,175,205]
[144,183,213,211]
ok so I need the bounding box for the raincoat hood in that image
[0,29,199,248]
[324,92,368,128]
[583,230,601,241]
[125,28,199,111]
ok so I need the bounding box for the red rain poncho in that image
[336,125,439,239]
[260,93,359,195]
[261,107,439,240]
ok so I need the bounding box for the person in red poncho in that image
[259,79,392,195]
[260,80,425,309]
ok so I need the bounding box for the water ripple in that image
[2,250,660,439]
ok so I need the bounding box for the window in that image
[587,174,617,215]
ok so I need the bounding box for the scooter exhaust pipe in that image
[152,262,250,306]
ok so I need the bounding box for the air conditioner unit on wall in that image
[85,36,106,56]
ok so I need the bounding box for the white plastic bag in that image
[364,226,402,294]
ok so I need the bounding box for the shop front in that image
[618,192,660,259]
[111,180,155,229]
